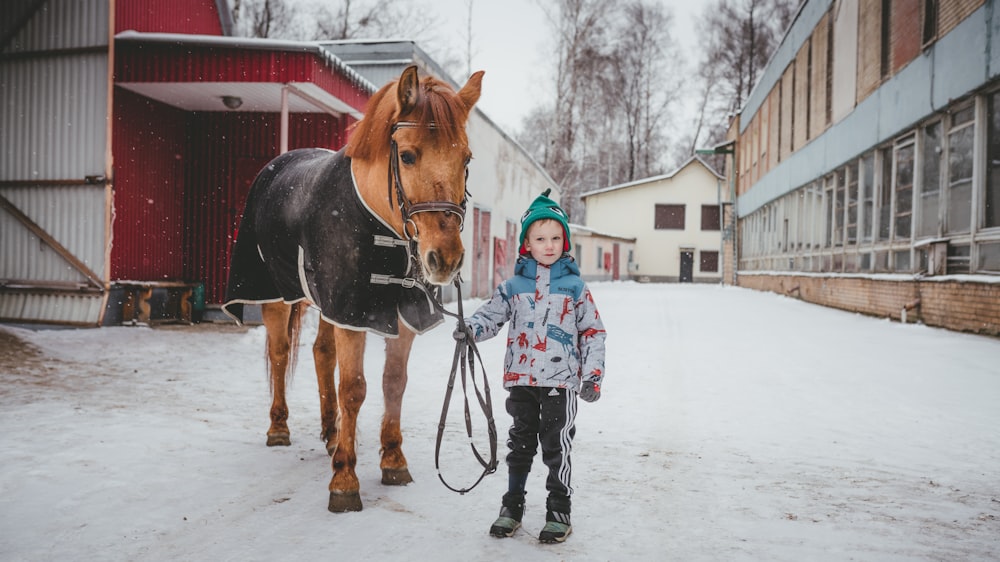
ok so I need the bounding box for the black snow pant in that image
[504,386,578,515]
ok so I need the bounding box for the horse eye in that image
[400,151,417,165]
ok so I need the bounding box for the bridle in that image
[388,121,469,240]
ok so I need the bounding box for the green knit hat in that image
[519,188,571,255]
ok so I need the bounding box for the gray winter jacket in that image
[465,255,606,392]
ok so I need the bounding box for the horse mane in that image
[345,74,470,162]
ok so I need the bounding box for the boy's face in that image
[523,219,564,266]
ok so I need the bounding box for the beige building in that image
[581,157,726,283]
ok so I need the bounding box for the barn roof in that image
[115,31,375,118]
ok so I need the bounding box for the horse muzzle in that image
[422,248,464,285]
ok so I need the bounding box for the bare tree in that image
[532,0,616,221]
[232,0,437,44]
[311,0,436,41]
[685,0,798,156]
[523,0,684,219]
[232,0,295,38]
[613,1,681,182]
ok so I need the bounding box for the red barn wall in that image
[111,89,187,281]
[182,111,352,304]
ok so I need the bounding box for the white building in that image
[581,157,726,283]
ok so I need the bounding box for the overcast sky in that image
[424,0,704,133]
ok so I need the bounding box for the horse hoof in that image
[328,491,363,512]
[325,441,337,456]
[267,433,291,447]
[381,468,413,485]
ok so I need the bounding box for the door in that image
[612,243,620,281]
[472,207,491,298]
[680,251,694,283]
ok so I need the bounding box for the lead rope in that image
[424,279,498,494]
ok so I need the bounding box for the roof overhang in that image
[114,31,375,119]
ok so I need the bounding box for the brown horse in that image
[223,65,483,512]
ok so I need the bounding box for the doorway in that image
[679,250,694,283]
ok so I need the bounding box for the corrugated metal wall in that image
[0,0,111,325]
[111,90,187,281]
[181,111,350,304]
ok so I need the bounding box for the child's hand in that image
[579,381,600,402]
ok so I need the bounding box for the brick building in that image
[725,0,1000,337]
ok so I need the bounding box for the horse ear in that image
[457,70,484,111]
[397,65,420,114]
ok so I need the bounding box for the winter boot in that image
[538,510,572,543]
[489,492,525,538]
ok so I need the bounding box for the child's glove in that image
[579,381,601,403]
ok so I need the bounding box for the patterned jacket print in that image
[465,255,606,392]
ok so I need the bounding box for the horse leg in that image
[313,319,339,456]
[380,323,415,485]
[262,302,294,447]
[327,327,367,512]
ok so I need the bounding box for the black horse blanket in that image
[222,148,443,337]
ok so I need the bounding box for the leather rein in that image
[383,121,498,494]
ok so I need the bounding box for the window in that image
[701,205,721,230]
[987,92,1000,228]
[894,250,911,272]
[575,244,583,268]
[919,122,942,238]
[700,251,719,273]
[979,241,1000,272]
[947,244,971,274]
[878,147,893,241]
[922,0,938,45]
[595,246,603,268]
[946,106,975,234]
[655,204,685,229]
[880,0,892,79]
[824,175,835,247]
[834,168,846,246]
[847,162,859,244]
[894,140,915,241]
[861,153,875,242]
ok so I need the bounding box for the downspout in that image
[717,176,723,286]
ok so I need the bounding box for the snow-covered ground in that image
[1,283,998,561]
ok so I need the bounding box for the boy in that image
[457,189,607,543]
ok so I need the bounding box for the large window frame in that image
[737,89,1000,277]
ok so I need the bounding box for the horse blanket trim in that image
[222,147,444,338]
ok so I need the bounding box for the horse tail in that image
[285,301,304,382]
[263,301,304,394]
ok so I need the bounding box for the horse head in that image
[347,65,484,285]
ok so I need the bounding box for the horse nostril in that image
[426,250,440,272]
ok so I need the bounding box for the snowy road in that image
[1,283,998,561]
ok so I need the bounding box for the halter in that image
[389,121,469,240]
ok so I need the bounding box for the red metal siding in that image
[183,111,352,304]
[116,0,224,35]
[111,89,187,281]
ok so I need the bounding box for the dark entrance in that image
[680,251,694,283]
